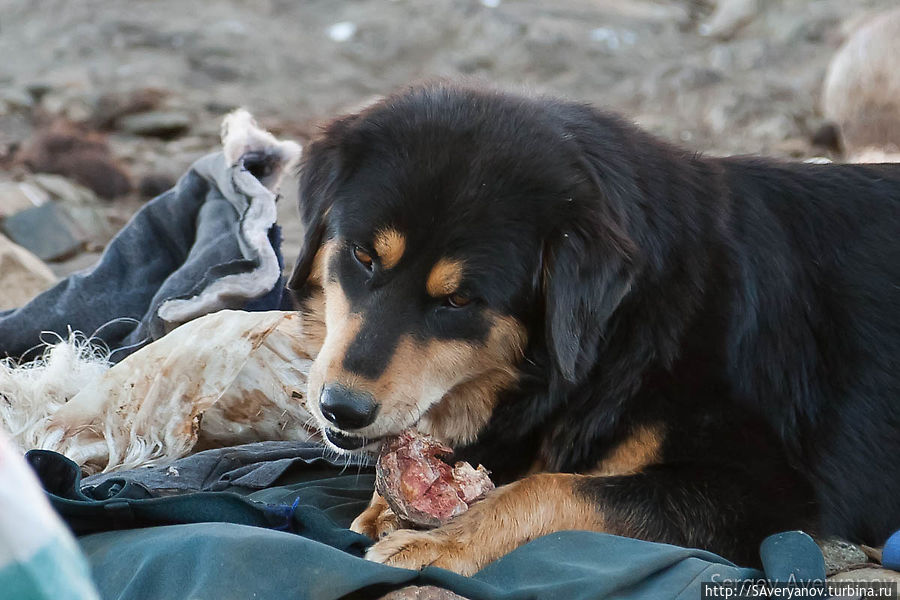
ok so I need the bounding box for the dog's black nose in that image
[319,384,378,430]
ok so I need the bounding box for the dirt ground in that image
[0,0,895,270]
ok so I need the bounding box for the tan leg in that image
[365,473,609,576]
[351,491,402,539]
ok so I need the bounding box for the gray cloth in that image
[82,441,372,497]
[0,151,287,363]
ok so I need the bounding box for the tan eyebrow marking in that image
[373,228,406,270]
[426,258,464,297]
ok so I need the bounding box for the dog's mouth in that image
[324,428,383,452]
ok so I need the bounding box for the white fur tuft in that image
[0,332,111,451]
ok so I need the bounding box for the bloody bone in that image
[375,430,494,528]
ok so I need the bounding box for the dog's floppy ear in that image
[287,115,358,293]
[543,223,635,384]
[543,110,642,384]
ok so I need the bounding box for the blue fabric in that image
[0,152,285,363]
[882,530,900,571]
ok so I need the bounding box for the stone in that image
[0,88,35,112]
[18,124,133,199]
[62,203,116,250]
[811,122,842,153]
[91,88,167,130]
[28,175,116,248]
[700,0,760,39]
[31,174,96,206]
[24,81,53,103]
[118,111,192,139]
[0,233,58,310]
[379,586,468,600]
[819,538,870,575]
[823,8,900,156]
[1,202,84,262]
[672,66,724,90]
[860,545,884,563]
[828,567,900,599]
[0,181,49,218]
[830,567,900,582]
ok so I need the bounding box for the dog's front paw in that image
[366,528,482,576]
[351,504,401,540]
[351,493,402,539]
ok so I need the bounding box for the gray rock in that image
[31,174,96,206]
[819,538,870,575]
[700,0,760,39]
[62,203,116,250]
[24,81,54,102]
[27,175,116,247]
[0,181,49,218]
[118,111,192,139]
[0,233,57,311]
[1,202,84,262]
[40,90,94,122]
[673,66,724,90]
[91,88,167,130]
[0,88,35,112]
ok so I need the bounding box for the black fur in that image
[291,83,900,566]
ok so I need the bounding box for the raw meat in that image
[375,430,494,528]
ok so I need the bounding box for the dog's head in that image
[289,84,639,452]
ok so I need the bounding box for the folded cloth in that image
[0,110,301,363]
[82,441,372,496]
[27,447,373,554]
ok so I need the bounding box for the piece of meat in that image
[375,430,494,528]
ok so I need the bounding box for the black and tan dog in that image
[287,83,900,575]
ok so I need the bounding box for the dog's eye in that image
[353,245,375,271]
[445,293,472,308]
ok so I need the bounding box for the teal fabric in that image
[0,526,99,600]
[759,531,826,582]
[0,539,99,600]
[79,525,764,600]
[446,532,758,600]
[29,449,826,600]
[80,523,412,600]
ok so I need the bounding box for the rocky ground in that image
[0,0,896,280]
